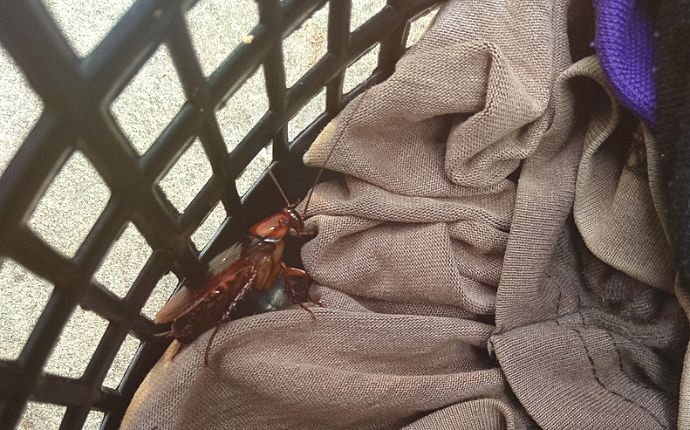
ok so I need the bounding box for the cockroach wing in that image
[208,242,243,276]
[169,254,273,342]
[154,253,255,324]
[154,286,192,324]
[171,269,255,341]
[154,241,252,324]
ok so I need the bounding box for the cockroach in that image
[155,146,337,365]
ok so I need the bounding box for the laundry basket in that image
[0,0,443,428]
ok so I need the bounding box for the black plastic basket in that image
[0,1,443,428]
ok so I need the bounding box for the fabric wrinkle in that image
[121,1,689,429]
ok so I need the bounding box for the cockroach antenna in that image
[302,139,340,217]
[268,167,291,207]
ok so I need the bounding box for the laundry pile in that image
[122,0,690,428]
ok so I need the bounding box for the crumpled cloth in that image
[121,0,688,428]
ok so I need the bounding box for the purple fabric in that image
[594,0,656,124]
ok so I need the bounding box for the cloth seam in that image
[567,320,666,429]
[570,257,666,428]
[497,272,668,427]
[603,330,676,397]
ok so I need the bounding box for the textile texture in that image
[593,0,657,124]
[655,0,690,426]
[656,0,690,282]
[122,0,689,428]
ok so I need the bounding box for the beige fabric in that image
[645,125,672,240]
[648,128,690,430]
[489,55,686,429]
[676,283,690,429]
[402,399,519,429]
[122,0,688,428]
[574,107,675,290]
[122,303,516,430]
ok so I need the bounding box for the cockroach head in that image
[284,206,305,234]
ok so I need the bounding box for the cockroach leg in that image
[282,265,310,285]
[297,302,317,321]
[284,265,323,307]
[306,290,325,308]
[167,340,182,360]
[282,265,318,320]
[296,272,324,308]
[203,274,257,366]
[291,228,317,238]
[285,279,316,320]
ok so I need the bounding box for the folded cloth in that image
[490,53,686,429]
[121,0,688,428]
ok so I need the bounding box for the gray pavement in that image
[0,1,437,428]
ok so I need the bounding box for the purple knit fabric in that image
[594,0,656,125]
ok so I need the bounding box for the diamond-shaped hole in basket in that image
[18,401,65,430]
[0,46,43,177]
[288,89,325,142]
[406,7,440,48]
[83,410,105,430]
[216,66,269,154]
[191,202,227,251]
[236,143,272,197]
[103,334,140,390]
[94,223,152,298]
[141,272,180,321]
[0,259,54,361]
[43,0,135,57]
[44,307,109,379]
[186,0,258,77]
[351,0,387,31]
[283,4,328,88]
[111,44,186,156]
[343,44,380,94]
[27,150,110,258]
[158,139,213,213]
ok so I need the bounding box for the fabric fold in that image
[492,55,686,429]
[122,1,688,428]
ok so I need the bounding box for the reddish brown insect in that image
[155,164,331,365]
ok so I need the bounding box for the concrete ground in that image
[0,1,437,428]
